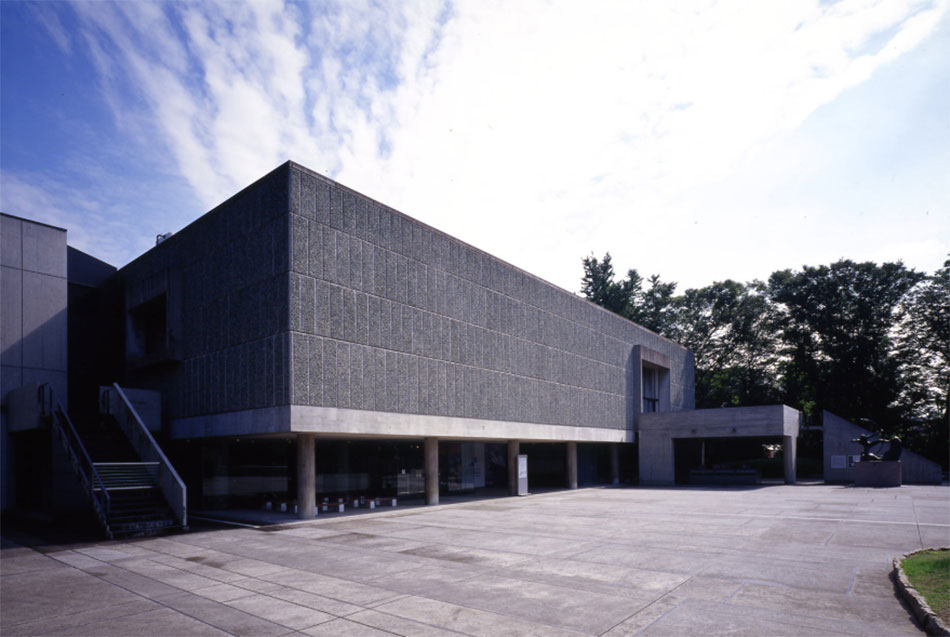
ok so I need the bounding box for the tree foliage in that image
[580,253,948,467]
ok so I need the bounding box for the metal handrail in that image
[39,384,112,537]
[105,383,187,528]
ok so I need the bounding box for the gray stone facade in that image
[117,161,694,441]
[118,167,293,420]
[287,163,693,435]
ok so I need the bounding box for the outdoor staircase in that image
[40,383,186,539]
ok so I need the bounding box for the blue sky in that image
[2,0,947,291]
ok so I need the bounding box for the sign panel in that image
[517,454,528,495]
[830,455,847,469]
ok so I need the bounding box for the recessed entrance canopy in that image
[638,405,800,485]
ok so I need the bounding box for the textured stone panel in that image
[22,222,66,277]
[336,340,350,408]
[292,332,309,405]
[1,215,22,268]
[21,271,67,370]
[323,337,338,406]
[292,214,308,274]
[1,266,23,367]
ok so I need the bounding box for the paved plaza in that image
[2,484,948,636]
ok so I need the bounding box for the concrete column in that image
[783,435,797,485]
[297,434,316,519]
[610,444,620,485]
[566,441,578,490]
[507,440,520,496]
[424,437,439,505]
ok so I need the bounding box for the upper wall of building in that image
[286,162,694,432]
[1,213,69,407]
[117,165,293,420]
[114,161,694,434]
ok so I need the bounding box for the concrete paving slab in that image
[263,585,367,617]
[601,593,686,637]
[1,599,159,636]
[42,607,231,636]
[341,608,459,636]
[0,564,142,627]
[699,552,858,593]
[109,557,228,591]
[191,582,259,603]
[3,484,946,636]
[259,569,401,606]
[224,593,335,630]
[372,595,584,636]
[416,573,644,634]
[0,550,67,577]
[158,592,293,636]
[503,556,688,600]
[299,617,396,636]
[147,553,251,583]
[639,595,918,637]
[398,543,533,568]
[919,524,950,547]
[730,582,919,633]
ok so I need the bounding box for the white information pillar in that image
[516,454,529,496]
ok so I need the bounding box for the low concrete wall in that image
[822,411,941,485]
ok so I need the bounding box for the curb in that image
[892,547,950,636]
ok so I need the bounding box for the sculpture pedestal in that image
[854,461,901,487]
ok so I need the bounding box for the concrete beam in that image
[290,405,632,443]
[424,437,439,505]
[297,433,315,519]
[507,440,520,496]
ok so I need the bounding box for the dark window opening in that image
[643,365,659,412]
[129,294,167,357]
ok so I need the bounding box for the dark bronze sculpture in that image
[851,434,902,462]
[881,437,903,461]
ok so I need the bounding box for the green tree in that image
[893,259,949,466]
[580,253,677,335]
[672,280,780,408]
[767,259,924,430]
[580,253,635,316]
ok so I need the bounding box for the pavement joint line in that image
[846,566,858,596]
[664,511,950,527]
[191,515,262,529]
[622,593,687,637]
[360,604,475,636]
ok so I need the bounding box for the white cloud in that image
[9,0,948,285]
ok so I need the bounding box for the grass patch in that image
[902,549,950,626]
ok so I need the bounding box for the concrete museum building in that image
[1,161,939,538]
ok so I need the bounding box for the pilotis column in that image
[610,444,620,485]
[297,434,316,519]
[424,437,439,505]
[783,435,797,485]
[566,441,578,490]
